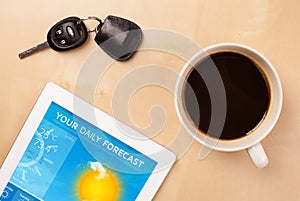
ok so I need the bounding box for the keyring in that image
[77,16,102,33]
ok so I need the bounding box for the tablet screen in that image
[1,102,158,201]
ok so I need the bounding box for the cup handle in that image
[247,143,269,168]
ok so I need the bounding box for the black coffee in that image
[183,51,270,140]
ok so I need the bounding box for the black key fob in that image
[47,16,88,51]
[94,15,142,61]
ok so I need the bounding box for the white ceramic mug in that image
[175,43,283,168]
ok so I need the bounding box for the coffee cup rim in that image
[174,42,283,151]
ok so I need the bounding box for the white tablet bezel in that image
[0,82,176,200]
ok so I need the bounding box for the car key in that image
[18,16,88,59]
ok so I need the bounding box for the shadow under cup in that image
[182,50,271,141]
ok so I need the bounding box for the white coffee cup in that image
[174,43,283,168]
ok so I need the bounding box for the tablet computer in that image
[0,82,176,201]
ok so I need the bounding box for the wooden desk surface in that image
[1,0,300,200]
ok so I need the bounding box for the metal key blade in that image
[18,42,49,59]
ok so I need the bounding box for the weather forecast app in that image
[0,102,157,201]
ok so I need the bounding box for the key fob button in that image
[58,38,68,45]
[66,26,75,39]
[55,27,63,37]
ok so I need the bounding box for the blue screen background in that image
[1,102,157,201]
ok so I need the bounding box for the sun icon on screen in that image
[78,162,119,201]
[1,189,9,200]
